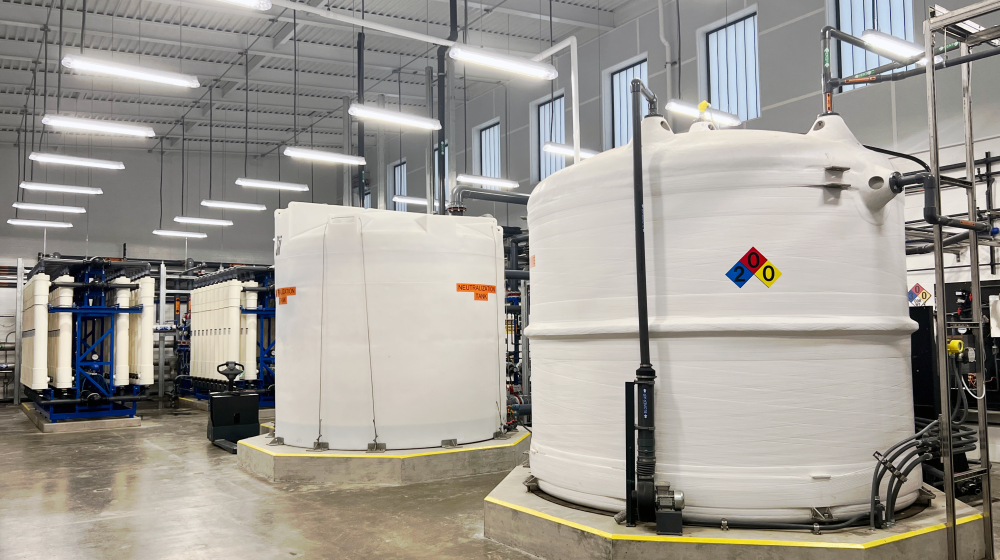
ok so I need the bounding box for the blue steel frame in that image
[39,265,144,422]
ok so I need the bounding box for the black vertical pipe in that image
[629,79,657,523]
[436,0,458,216]
[988,152,996,275]
[357,32,365,208]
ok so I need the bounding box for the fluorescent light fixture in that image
[542,142,599,159]
[42,115,156,138]
[174,216,234,226]
[20,181,103,195]
[235,177,309,192]
[201,199,267,211]
[283,146,366,165]
[456,174,520,189]
[448,45,558,80]
[153,230,208,239]
[860,30,941,65]
[8,218,73,228]
[62,54,201,88]
[29,152,125,170]
[348,103,442,131]
[13,202,87,214]
[392,196,438,206]
[664,100,742,127]
[211,0,273,10]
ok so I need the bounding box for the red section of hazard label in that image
[457,283,496,302]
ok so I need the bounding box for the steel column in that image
[13,258,24,406]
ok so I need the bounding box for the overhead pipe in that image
[437,0,458,217]
[505,270,529,280]
[270,0,455,47]
[448,186,529,213]
[657,0,674,101]
[357,31,366,208]
[532,37,581,164]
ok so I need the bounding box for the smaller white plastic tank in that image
[274,203,506,450]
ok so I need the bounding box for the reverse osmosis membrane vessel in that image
[525,114,917,523]
[273,203,507,450]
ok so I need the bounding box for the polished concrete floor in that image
[0,404,534,560]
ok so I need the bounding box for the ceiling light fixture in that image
[448,44,558,80]
[456,174,520,189]
[348,103,442,131]
[12,202,87,214]
[201,200,267,211]
[235,177,310,192]
[62,54,201,88]
[152,230,208,239]
[283,146,367,165]
[8,219,73,228]
[542,142,599,159]
[392,196,438,206]
[664,100,743,127]
[28,152,125,170]
[42,115,156,138]
[173,216,234,226]
[20,181,103,195]
[211,0,273,10]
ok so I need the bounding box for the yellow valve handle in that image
[947,339,965,355]
[698,100,711,113]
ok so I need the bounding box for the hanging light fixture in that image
[8,218,73,228]
[173,216,234,226]
[392,196,438,206]
[860,30,942,66]
[448,45,558,80]
[29,152,125,170]
[201,200,267,211]
[663,100,742,128]
[542,142,599,159]
[153,230,208,238]
[42,115,156,138]
[12,202,87,214]
[20,181,103,195]
[235,178,310,192]
[456,174,519,189]
[210,0,273,10]
[62,54,201,88]
[348,103,442,131]
[283,146,366,165]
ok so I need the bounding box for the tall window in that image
[611,60,649,147]
[480,123,501,182]
[434,144,449,202]
[538,96,565,181]
[393,161,407,211]
[837,0,914,90]
[706,13,760,121]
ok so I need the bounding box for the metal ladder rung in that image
[953,467,990,483]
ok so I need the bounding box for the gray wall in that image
[3,0,999,265]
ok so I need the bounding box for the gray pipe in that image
[506,270,529,280]
[906,231,971,255]
[451,186,530,208]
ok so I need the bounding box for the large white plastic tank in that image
[274,203,506,450]
[525,114,918,523]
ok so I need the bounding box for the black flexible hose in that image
[870,420,937,528]
[886,454,931,523]
[864,144,931,172]
[714,512,870,533]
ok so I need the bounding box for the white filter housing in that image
[190,279,258,382]
[525,115,918,523]
[47,275,73,389]
[129,277,156,385]
[22,273,51,390]
[274,203,506,450]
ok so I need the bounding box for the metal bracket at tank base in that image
[523,475,539,493]
[522,451,530,468]
[441,439,460,449]
[309,441,329,452]
[267,436,284,446]
[494,430,511,440]
[367,442,387,453]
[811,507,834,522]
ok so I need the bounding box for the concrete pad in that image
[259,421,274,435]
[484,465,987,560]
[238,429,531,485]
[20,403,141,434]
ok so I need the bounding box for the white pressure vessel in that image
[22,273,50,391]
[525,114,918,523]
[274,203,506,450]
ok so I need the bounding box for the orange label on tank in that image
[457,283,496,301]
[277,287,297,305]
[530,255,536,268]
